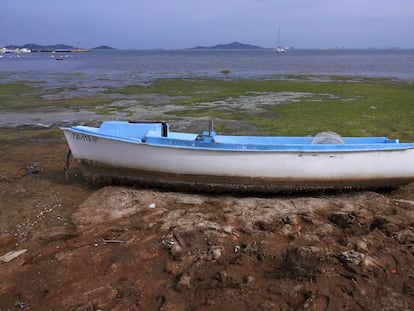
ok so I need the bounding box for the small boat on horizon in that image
[62,120,414,193]
[275,27,287,53]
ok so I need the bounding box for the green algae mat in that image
[1,76,414,141]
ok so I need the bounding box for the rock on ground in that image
[1,141,414,310]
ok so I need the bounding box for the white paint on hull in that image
[63,129,414,185]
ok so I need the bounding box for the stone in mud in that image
[339,250,365,265]
[0,249,27,263]
[243,275,254,284]
[328,212,355,229]
[176,273,192,291]
[173,230,198,250]
[72,186,162,225]
[209,247,223,260]
[169,243,183,258]
[355,240,369,253]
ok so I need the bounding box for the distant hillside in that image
[4,43,97,51]
[17,43,75,50]
[93,45,115,50]
[191,41,264,49]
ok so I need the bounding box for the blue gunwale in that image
[67,121,414,153]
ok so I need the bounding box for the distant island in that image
[92,45,115,50]
[2,43,115,52]
[190,41,265,50]
[6,43,71,50]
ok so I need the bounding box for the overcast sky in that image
[2,0,413,49]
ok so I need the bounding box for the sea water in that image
[1,49,413,128]
[1,49,414,89]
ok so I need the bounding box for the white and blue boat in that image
[62,120,414,192]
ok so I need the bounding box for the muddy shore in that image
[1,136,414,310]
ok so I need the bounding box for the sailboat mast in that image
[277,27,281,47]
[275,27,286,53]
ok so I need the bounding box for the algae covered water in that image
[1,49,414,135]
[1,49,414,89]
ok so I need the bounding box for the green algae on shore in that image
[1,76,414,141]
[105,77,414,140]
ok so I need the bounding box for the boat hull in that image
[63,128,414,192]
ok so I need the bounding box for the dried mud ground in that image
[1,137,414,311]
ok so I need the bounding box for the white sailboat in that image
[275,28,286,53]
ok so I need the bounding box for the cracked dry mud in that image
[1,138,414,310]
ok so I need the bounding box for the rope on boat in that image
[64,149,72,181]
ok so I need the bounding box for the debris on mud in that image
[1,140,414,310]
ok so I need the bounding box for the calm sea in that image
[1,49,414,89]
